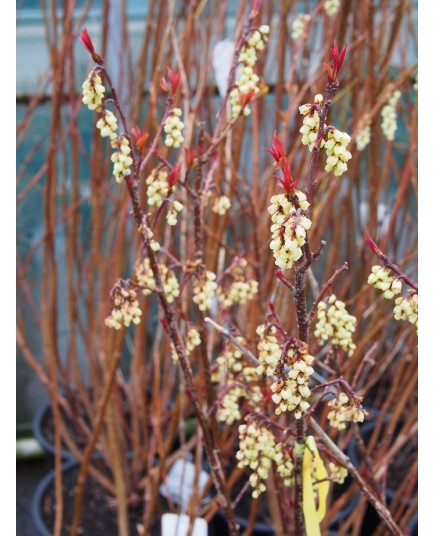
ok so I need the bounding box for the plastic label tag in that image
[161,513,208,536]
[160,458,210,510]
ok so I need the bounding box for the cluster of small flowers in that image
[214,339,246,379]
[217,280,258,309]
[171,327,201,364]
[140,225,160,252]
[164,108,184,148]
[324,128,352,176]
[166,201,184,226]
[256,324,281,376]
[324,0,341,16]
[314,295,357,355]
[212,195,231,215]
[327,392,366,430]
[216,257,258,309]
[213,341,261,424]
[299,95,325,151]
[291,14,310,40]
[394,293,418,330]
[236,419,280,498]
[274,443,294,486]
[229,25,270,117]
[328,462,348,484]
[135,258,180,304]
[146,169,169,207]
[367,265,402,299]
[381,90,401,141]
[111,137,133,183]
[356,124,371,152]
[96,109,118,140]
[268,191,312,269]
[271,340,315,418]
[192,270,217,311]
[82,71,105,111]
[218,386,244,425]
[105,281,142,330]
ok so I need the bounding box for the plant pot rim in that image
[31,459,77,536]
[32,402,76,461]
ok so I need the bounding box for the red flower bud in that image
[132,126,149,151]
[264,131,286,168]
[183,147,196,169]
[167,162,182,187]
[323,41,347,84]
[167,67,181,94]
[79,28,102,64]
[365,232,382,257]
[160,68,181,95]
[239,89,255,110]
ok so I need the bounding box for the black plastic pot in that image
[347,420,417,535]
[32,402,74,462]
[32,459,230,536]
[31,459,76,536]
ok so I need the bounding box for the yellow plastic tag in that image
[302,435,330,536]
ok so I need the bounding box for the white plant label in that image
[159,458,210,510]
[161,513,207,536]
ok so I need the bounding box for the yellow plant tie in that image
[302,435,330,536]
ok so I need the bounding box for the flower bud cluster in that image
[216,258,258,309]
[140,225,160,252]
[314,294,357,355]
[135,258,180,304]
[291,14,310,40]
[171,326,201,364]
[268,191,312,269]
[327,392,366,430]
[328,462,348,484]
[236,420,276,498]
[212,195,231,215]
[394,293,418,329]
[164,108,184,148]
[274,443,294,486]
[146,169,169,207]
[367,265,402,299]
[236,417,294,497]
[166,200,184,226]
[82,71,105,111]
[230,25,270,117]
[96,109,118,140]
[212,340,261,425]
[324,128,352,176]
[355,124,371,151]
[324,0,341,16]
[192,270,217,311]
[299,98,325,151]
[111,137,133,183]
[271,340,315,418]
[214,339,246,379]
[105,281,142,330]
[381,91,401,141]
[256,324,281,376]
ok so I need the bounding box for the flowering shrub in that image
[18,3,417,536]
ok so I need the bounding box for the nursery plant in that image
[17,1,417,535]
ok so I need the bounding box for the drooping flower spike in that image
[323,41,347,84]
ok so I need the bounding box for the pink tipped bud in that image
[167,162,182,187]
[79,28,102,64]
[323,41,347,84]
